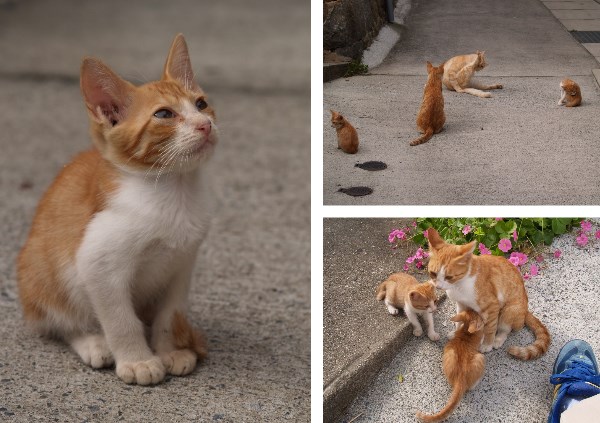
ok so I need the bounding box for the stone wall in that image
[323,0,394,60]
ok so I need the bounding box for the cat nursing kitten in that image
[416,310,485,422]
[376,273,440,340]
[443,51,503,98]
[558,78,582,107]
[411,61,446,146]
[17,34,215,385]
[330,109,359,154]
[427,229,550,358]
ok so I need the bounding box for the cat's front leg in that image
[424,311,440,341]
[558,88,566,105]
[479,303,500,353]
[448,302,466,339]
[405,307,423,337]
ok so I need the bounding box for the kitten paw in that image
[71,335,114,369]
[116,356,165,385]
[387,307,399,315]
[160,349,197,376]
[428,332,440,341]
[482,92,492,98]
[479,343,493,353]
[413,328,423,337]
[493,337,507,349]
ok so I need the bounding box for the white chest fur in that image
[446,273,480,312]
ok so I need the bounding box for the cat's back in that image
[473,254,525,295]
[444,53,477,74]
[337,119,359,154]
[383,273,418,303]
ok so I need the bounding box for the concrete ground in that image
[325,219,600,423]
[324,0,600,205]
[0,1,309,422]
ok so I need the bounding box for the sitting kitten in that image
[17,34,215,385]
[330,109,359,154]
[558,78,582,107]
[411,61,445,146]
[443,51,503,98]
[416,310,485,422]
[376,273,439,340]
[427,228,550,358]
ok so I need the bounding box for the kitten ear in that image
[454,241,476,265]
[80,58,134,125]
[163,33,199,90]
[427,228,445,253]
[426,61,433,73]
[468,317,484,333]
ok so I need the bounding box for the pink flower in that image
[498,238,512,253]
[495,218,502,221]
[478,243,491,255]
[510,252,528,266]
[423,229,429,239]
[414,247,424,260]
[581,220,593,232]
[416,261,423,269]
[403,264,409,271]
[595,230,600,240]
[554,249,561,259]
[535,255,544,263]
[396,230,406,240]
[523,272,531,281]
[406,256,415,264]
[422,251,429,258]
[412,221,417,228]
[509,256,520,266]
[388,231,398,243]
[577,233,589,247]
[512,231,518,242]
[530,264,539,277]
[462,225,472,235]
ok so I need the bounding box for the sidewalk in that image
[323,0,600,205]
[342,221,600,422]
[0,1,309,421]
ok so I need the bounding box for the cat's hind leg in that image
[69,334,114,369]
[385,299,399,315]
[462,88,492,98]
[469,80,503,90]
[494,302,526,349]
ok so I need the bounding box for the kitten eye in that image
[154,109,175,119]
[195,99,208,111]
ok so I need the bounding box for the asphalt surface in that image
[323,0,600,205]
[338,219,600,423]
[0,1,309,421]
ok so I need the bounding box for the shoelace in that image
[549,359,600,423]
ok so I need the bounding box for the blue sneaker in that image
[548,340,600,423]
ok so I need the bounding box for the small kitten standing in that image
[411,62,445,146]
[416,310,485,422]
[330,109,359,154]
[443,51,503,98]
[558,78,582,107]
[376,273,439,340]
[17,34,214,385]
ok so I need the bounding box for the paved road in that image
[323,0,600,205]
[341,220,600,423]
[0,1,309,421]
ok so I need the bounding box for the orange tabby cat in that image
[17,34,214,385]
[410,61,445,146]
[376,273,439,340]
[330,109,359,154]
[426,229,550,359]
[558,78,582,107]
[416,310,485,422]
[443,51,503,98]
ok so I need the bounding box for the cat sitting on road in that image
[558,78,582,107]
[411,61,446,146]
[330,109,359,154]
[443,51,503,98]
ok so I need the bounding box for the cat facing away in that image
[17,34,216,385]
[410,61,446,146]
[426,229,550,359]
[330,109,359,154]
[416,310,485,422]
[376,273,440,340]
[443,51,503,98]
[558,78,582,107]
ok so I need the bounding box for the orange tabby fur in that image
[330,109,359,154]
[376,273,439,340]
[443,51,502,98]
[427,229,550,359]
[411,62,445,146]
[416,310,485,422]
[558,78,582,107]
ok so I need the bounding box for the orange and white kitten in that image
[330,109,359,154]
[411,61,445,146]
[426,229,550,358]
[376,273,439,340]
[443,51,503,98]
[416,310,485,422]
[17,34,216,385]
[558,78,582,107]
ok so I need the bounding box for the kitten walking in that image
[376,273,439,340]
[330,110,359,154]
[17,34,215,385]
[411,62,445,146]
[558,78,582,107]
[416,310,486,422]
[443,51,503,98]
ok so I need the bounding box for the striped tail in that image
[410,128,434,146]
[416,385,465,422]
[508,311,550,360]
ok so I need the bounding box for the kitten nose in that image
[196,122,211,135]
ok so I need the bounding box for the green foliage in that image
[344,60,368,77]
[413,218,581,256]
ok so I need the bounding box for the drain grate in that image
[355,161,387,171]
[570,31,600,43]
[338,186,373,196]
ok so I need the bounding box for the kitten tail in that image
[508,311,550,360]
[375,283,387,301]
[410,128,434,146]
[172,311,208,360]
[416,384,465,422]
